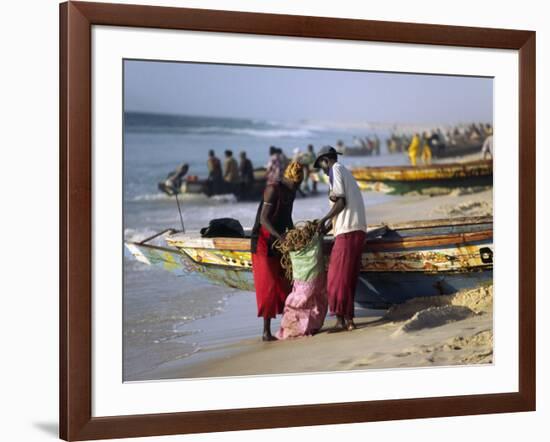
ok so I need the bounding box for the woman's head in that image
[283,161,304,188]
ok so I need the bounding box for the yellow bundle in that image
[283,160,304,184]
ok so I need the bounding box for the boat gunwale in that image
[127,217,493,253]
[351,159,492,174]
[125,241,494,274]
[166,229,493,252]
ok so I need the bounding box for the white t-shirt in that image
[328,162,367,236]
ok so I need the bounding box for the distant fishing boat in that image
[125,216,493,309]
[351,160,492,194]
[337,141,483,158]
[159,168,268,201]
[432,141,483,159]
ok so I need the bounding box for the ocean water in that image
[123,112,406,380]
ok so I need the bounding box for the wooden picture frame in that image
[60,1,536,440]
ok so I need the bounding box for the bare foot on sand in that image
[327,322,347,334]
[346,320,357,331]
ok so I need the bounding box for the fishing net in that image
[273,221,328,339]
[273,220,319,280]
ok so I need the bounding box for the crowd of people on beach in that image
[387,122,493,164]
[251,147,366,341]
[159,121,494,196]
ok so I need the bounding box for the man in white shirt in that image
[481,134,493,160]
[315,147,367,332]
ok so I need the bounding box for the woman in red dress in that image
[251,161,304,341]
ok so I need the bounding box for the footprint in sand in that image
[352,360,371,368]
[393,351,413,358]
[348,352,387,369]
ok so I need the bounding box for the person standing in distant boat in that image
[206,150,223,196]
[158,163,189,195]
[238,151,255,199]
[223,150,239,193]
[251,161,304,341]
[315,147,367,332]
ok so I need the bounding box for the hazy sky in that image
[124,59,493,125]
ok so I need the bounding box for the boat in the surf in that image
[159,168,268,201]
[125,216,493,309]
[351,160,492,194]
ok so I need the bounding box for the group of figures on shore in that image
[251,147,366,341]
[386,122,494,165]
[158,121,494,198]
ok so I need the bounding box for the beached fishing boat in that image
[125,216,493,309]
[351,160,492,194]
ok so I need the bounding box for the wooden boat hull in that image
[125,217,493,308]
[352,160,492,194]
[342,145,379,156]
[163,168,268,201]
[432,142,483,159]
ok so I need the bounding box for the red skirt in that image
[251,226,291,319]
[327,230,366,319]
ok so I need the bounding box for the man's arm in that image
[318,196,345,233]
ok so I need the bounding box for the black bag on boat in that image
[200,218,245,238]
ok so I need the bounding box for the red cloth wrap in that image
[251,226,291,319]
[327,230,366,319]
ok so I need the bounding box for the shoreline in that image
[142,285,493,381]
[126,178,493,382]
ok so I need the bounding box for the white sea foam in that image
[185,126,316,138]
[131,192,237,204]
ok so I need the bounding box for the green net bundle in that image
[273,221,319,280]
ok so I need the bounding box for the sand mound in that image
[384,285,493,323]
[451,285,493,313]
[386,285,493,336]
[392,305,475,336]
[384,296,451,322]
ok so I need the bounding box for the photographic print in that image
[123,60,494,382]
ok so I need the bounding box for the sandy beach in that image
[148,285,492,380]
[132,181,493,381]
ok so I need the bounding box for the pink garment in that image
[276,273,328,340]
